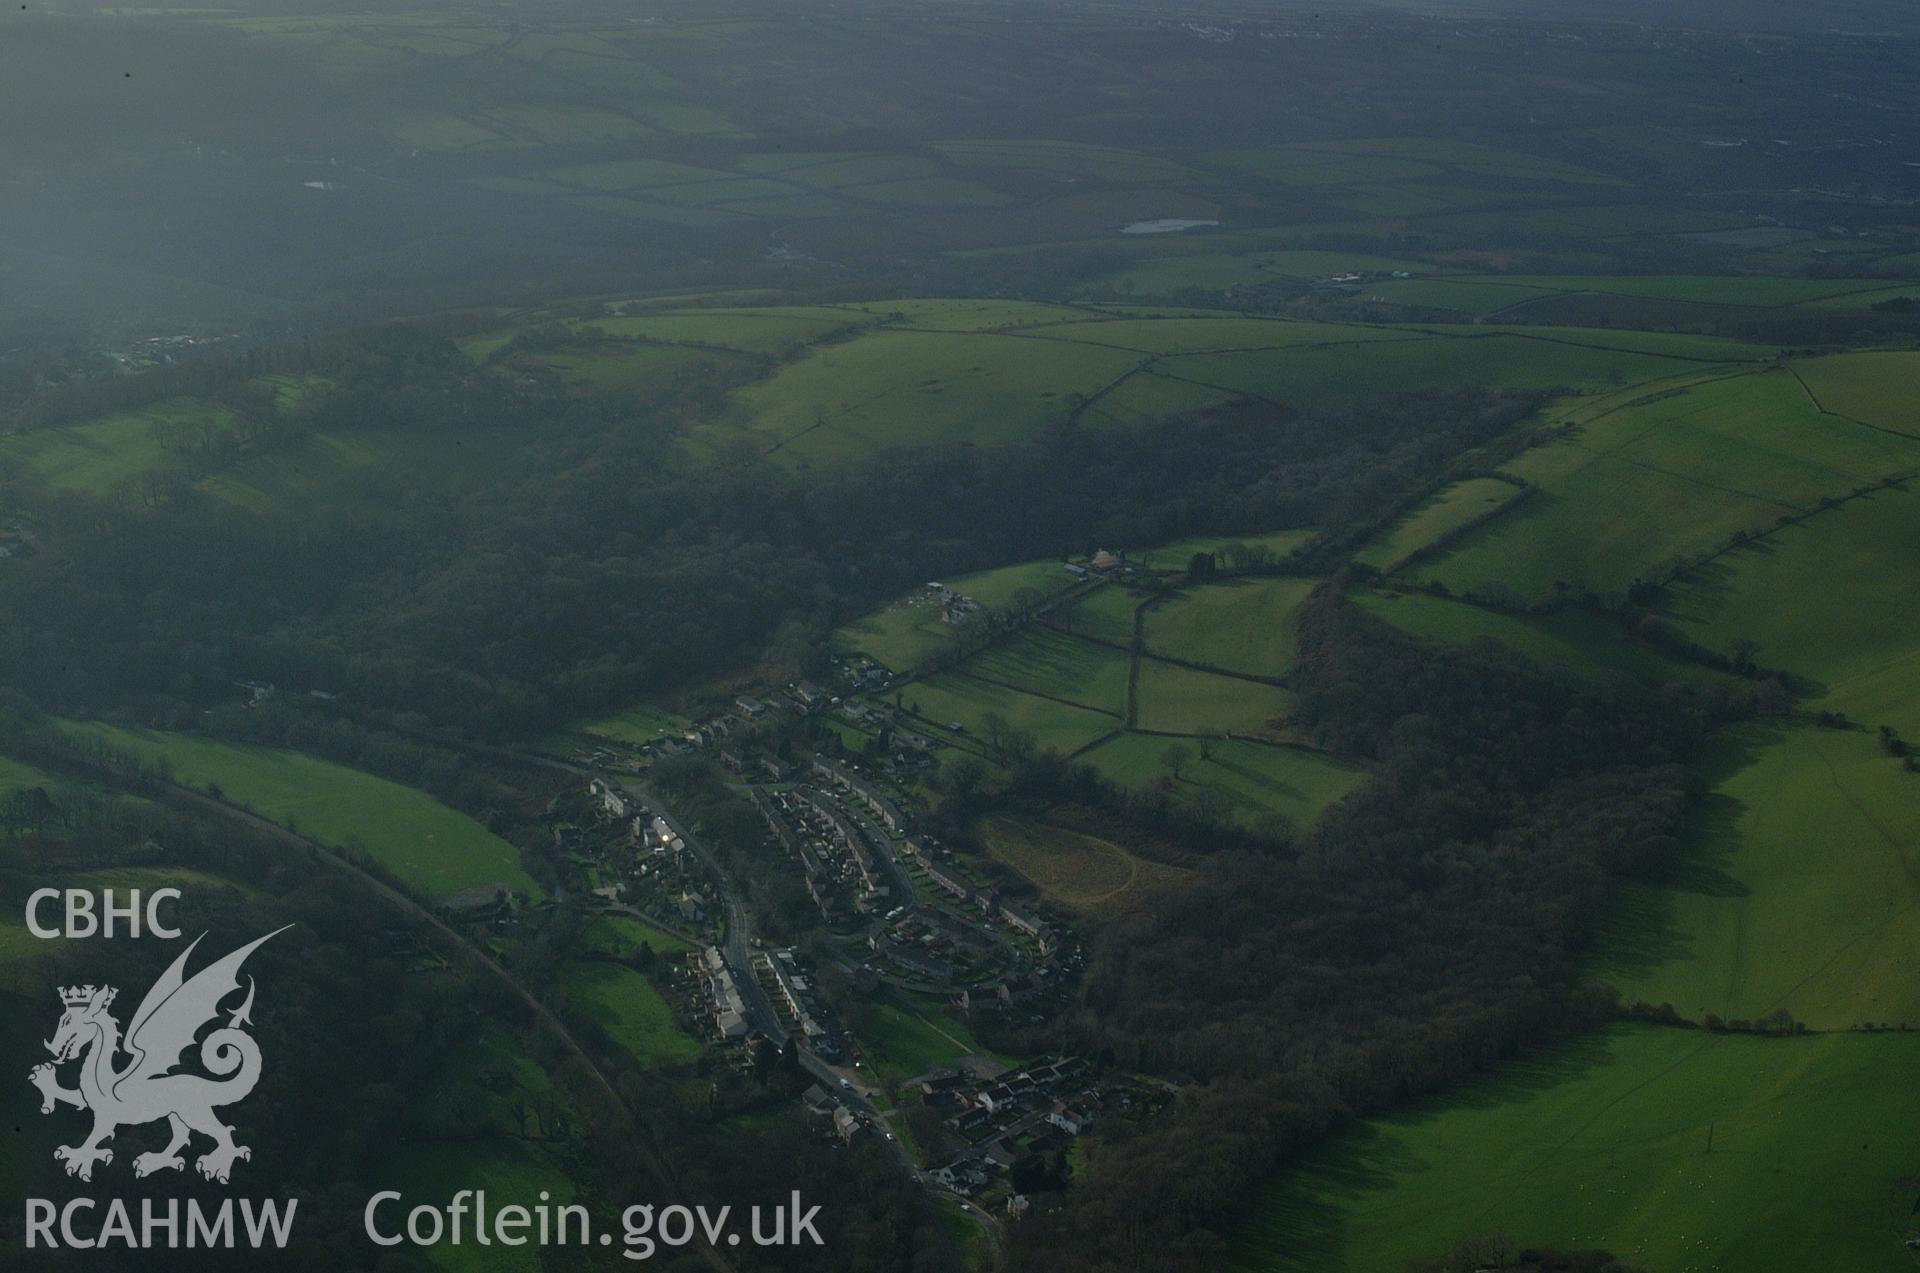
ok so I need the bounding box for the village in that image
[517,653,1130,1219]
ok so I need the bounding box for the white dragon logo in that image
[27,926,289,1185]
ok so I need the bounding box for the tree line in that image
[999,585,1757,1272]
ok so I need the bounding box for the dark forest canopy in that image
[0,330,1536,738]
[1000,588,1755,1272]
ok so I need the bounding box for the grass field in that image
[1134,661,1293,736]
[0,754,62,798]
[704,328,1143,463]
[1135,528,1317,568]
[1356,478,1528,571]
[1159,331,1707,410]
[4,399,236,496]
[517,343,752,393]
[570,701,691,746]
[1234,1024,1920,1273]
[1353,590,1723,686]
[1078,734,1365,829]
[974,814,1189,918]
[854,990,1013,1087]
[197,418,536,516]
[1424,368,1917,602]
[1057,583,1144,645]
[833,559,1084,669]
[1030,316,1417,357]
[966,628,1131,715]
[64,723,540,899]
[574,308,868,355]
[902,675,1118,759]
[412,1027,565,1147]
[557,960,701,1066]
[382,1142,577,1273]
[1591,723,1920,1031]
[679,301,1771,465]
[1490,274,1901,307]
[1658,484,1920,735]
[1793,351,1920,437]
[1140,577,1318,678]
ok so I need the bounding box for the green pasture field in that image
[381,1142,577,1273]
[854,990,1012,1087]
[0,916,41,971]
[704,328,1143,463]
[4,399,236,496]
[1332,181,1561,219]
[577,308,869,355]
[1025,316,1418,356]
[1463,324,1782,361]
[1360,277,1566,314]
[1081,249,1429,297]
[412,1027,563,1140]
[197,421,535,515]
[841,177,1013,207]
[1356,477,1527,570]
[1202,145,1443,185]
[1488,273,1901,307]
[472,103,655,148]
[1056,583,1143,645]
[974,814,1189,918]
[1255,250,1436,278]
[1134,661,1294,737]
[1591,723,1920,1031]
[545,157,735,190]
[1233,1024,1920,1273]
[965,628,1131,715]
[1083,368,1236,425]
[1159,332,1701,410]
[1658,484,1920,736]
[564,195,747,228]
[0,754,62,798]
[1423,368,1917,602]
[568,701,689,746]
[1292,136,1627,186]
[581,913,695,959]
[557,960,701,1066]
[628,177,797,208]
[1141,577,1318,678]
[521,343,753,392]
[901,675,1117,759]
[733,150,866,174]
[64,723,540,899]
[832,559,1084,669]
[1353,590,1721,686]
[1793,351,1920,436]
[778,154,943,189]
[843,298,1102,331]
[1076,734,1365,829]
[1809,284,1920,308]
[1080,254,1275,297]
[1134,528,1317,567]
[936,139,1200,183]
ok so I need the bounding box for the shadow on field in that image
[1206,754,1307,801]
[974,628,1118,707]
[1243,1032,1626,1271]
[1587,724,1786,987]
